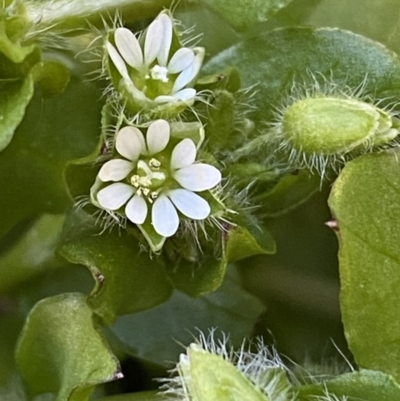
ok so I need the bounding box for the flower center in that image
[148,65,169,83]
[130,158,166,202]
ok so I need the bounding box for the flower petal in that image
[152,195,179,237]
[144,19,163,66]
[172,88,196,102]
[170,138,196,170]
[98,159,133,182]
[123,78,147,100]
[115,27,143,68]
[154,95,178,103]
[172,48,204,92]
[116,126,145,161]
[168,48,195,74]
[125,194,148,224]
[168,189,210,220]
[106,42,130,80]
[146,119,170,155]
[156,13,173,67]
[97,183,134,210]
[174,163,221,191]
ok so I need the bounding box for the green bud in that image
[281,97,398,155]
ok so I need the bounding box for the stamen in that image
[149,65,169,83]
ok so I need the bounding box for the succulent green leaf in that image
[0,77,102,238]
[58,208,173,325]
[0,75,34,152]
[204,28,400,126]
[16,293,121,401]
[328,150,400,381]
[297,369,400,401]
[201,0,295,31]
[0,214,65,295]
[111,267,264,366]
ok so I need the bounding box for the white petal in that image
[156,13,173,67]
[172,88,196,101]
[115,27,143,68]
[168,48,195,74]
[116,126,145,161]
[125,194,148,224]
[97,183,134,210]
[144,20,163,66]
[98,159,133,182]
[154,95,178,103]
[174,163,221,192]
[106,42,130,80]
[168,189,210,219]
[147,119,170,155]
[152,195,179,237]
[172,49,204,92]
[170,138,196,170]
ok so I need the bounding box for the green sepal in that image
[297,369,400,401]
[196,66,241,93]
[183,344,270,401]
[15,293,121,401]
[170,121,205,148]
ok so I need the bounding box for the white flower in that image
[106,11,205,111]
[92,120,221,238]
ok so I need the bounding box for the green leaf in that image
[111,267,264,366]
[0,75,34,152]
[259,170,320,217]
[328,150,400,381]
[59,208,173,325]
[0,214,65,295]
[201,0,295,31]
[16,293,121,401]
[297,369,400,401]
[204,28,400,126]
[0,76,102,238]
[226,225,275,263]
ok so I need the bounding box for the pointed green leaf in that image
[0,75,34,152]
[111,267,264,366]
[297,369,400,401]
[59,208,173,325]
[201,0,295,31]
[16,293,121,401]
[328,150,400,381]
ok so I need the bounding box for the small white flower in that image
[106,11,205,112]
[92,120,221,238]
